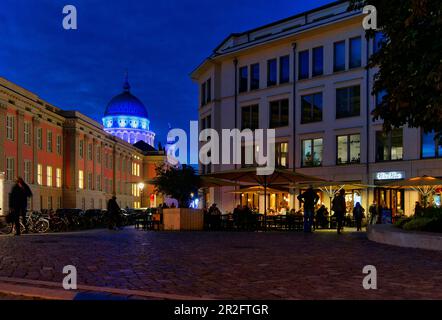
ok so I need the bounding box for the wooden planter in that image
[162,208,204,231]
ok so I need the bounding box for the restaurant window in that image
[250,63,260,90]
[239,66,248,93]
[47,130,53,153]
[312,46,323,77]
[37,164,42,185]
[334,40,346,72]
[78,170,84,189]
[6,158,14,181]
[24,160,32,183]
[302,138,323,167]
[349,36,362,69]
[24,121,31,145]
[276,142,289,168]
[267,59,277,87]
[301,93,322,124]
[46,166,53,187]
[269,99,289,128]
[279,55,290,84]
[241,105,259,130]
[6,115,14,141]
[56,168,62,188]
[56,135,62,155]
[37,128,43,150]
[422,131,442,158]
[337,134,361,165]
[376,129,403,162]
[298,50,309,79]
[336,85,360,118]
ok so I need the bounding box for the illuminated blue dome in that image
[102,72,155,147]
[104,77,149,119]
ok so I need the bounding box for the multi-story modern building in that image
[192,0,442,215]
[0,76,165,215]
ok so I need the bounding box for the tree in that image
[350,0,442,137]
[152,164,200,208]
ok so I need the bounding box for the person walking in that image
[8,177,33,236]
[368,200,379,225]
[297,187,319,233]
[107,196,121,230]
[353,202,365,232]
[208,203,222,230]
[332,189,346,235]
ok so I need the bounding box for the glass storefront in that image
[374,187,405,216]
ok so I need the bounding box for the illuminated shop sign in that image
[375,171,405,180]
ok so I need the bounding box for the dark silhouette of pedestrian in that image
[297,187,319,233]
[107,196,121,230]
[332,189,346,235]
[9,177,32,235]
[369,200,379,225]
[208,203,221,230]
[353,202,365,231]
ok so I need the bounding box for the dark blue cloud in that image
[0,0,333,146]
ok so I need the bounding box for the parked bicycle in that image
[0,211,49,234]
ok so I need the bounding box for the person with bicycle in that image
[9,177,33,236]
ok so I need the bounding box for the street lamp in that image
[138,183,145,208]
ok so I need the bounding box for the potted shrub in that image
[152,164,203,231]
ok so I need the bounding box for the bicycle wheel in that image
[35,219,50,233]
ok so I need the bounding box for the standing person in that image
[297,187,319,233]
[414,201,424,217]
[368,200,379,225]
[9,177,33,236]
[208,203,222,230]
[332,189,346,235]
[353,202,365,232]
[107,196,121,230]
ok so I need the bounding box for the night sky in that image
[0,0,333,146]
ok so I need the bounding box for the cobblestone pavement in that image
[0,228,441,300]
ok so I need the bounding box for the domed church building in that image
[102,73,155,146]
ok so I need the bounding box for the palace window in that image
[24,121,31,145]
[37,128,43,150]
[88,172,93,189]
[78,170,84,189]
[96,147,101,163]
[6,115,14,141]
[334,40,346,72]
[376,129,403,162]
[96,175,101,191]
[241,105,259,130]
[312,46,324,77]
[421,131,442,158]
[298,50,309,79]
[6,158,14,181]
[349,36,362,69]
[79,140,84,158]
[301,93,323,124]
[37,164,42,185]
[56,168,62,188]
[337,134,361,165]
[336,85,360,118]
[56,135,62,155]
[267,59,277,87]
[279,55,290,84]
[250,63,260,90]
[200,78,212,106]
[269,99,289,128]
[302,138,323,167]
[47,166,53,187]
[47,131,53,152]
[88,144,93,160]
[24,160,32,183]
